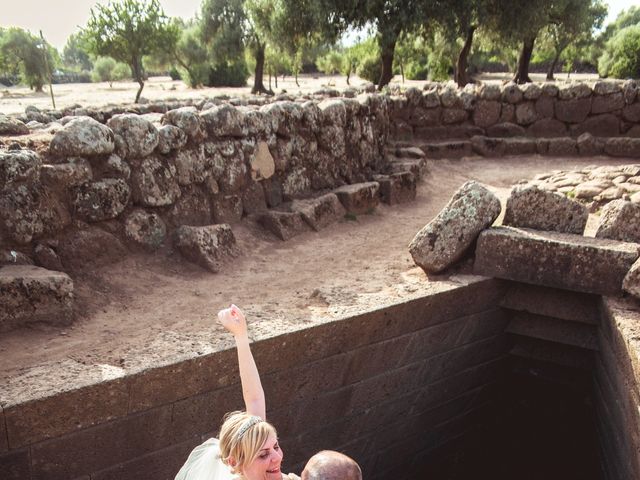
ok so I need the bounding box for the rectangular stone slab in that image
[474,226,640,295]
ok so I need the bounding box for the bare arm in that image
[218,305,266,419]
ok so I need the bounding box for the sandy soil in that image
[0,154,633,384]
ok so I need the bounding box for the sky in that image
[1,0,639,51]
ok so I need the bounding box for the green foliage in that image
[91,56,129,85]
[356,54,382,83]
[208,60,249,86]
[62,32,93,72]
[0,27,55,91]
[84,0,177,101]
[317,50,344,75]
[173,23,210,87]
[598,24,640,79]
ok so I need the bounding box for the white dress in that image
[175,438,236,480]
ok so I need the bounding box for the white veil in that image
[175,438,236,480]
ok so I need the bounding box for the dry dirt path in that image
[0,154,633,382]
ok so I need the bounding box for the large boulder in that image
[200,104,245,137]
[41,158,93,188]
[0,186,44,244]
[107,114,159,158]
[57,227,126,272]
[291,193,346,231]
[409,181,501,274]
[595,200,640,243]
[0,265,74,332]
[173,224,239,272]
[124,210,167,250]
[162,106,205,141]
[157,125,188,154]
[49,116,115,157]
[0,114,29,135]
[503,185,588,234]
[73,179,130,222]
[130,155,181,206]
[0,150,41,188]
[555,99,591,123]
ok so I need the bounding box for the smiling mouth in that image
[266,467,281,474]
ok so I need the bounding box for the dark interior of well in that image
[414,355,602,480]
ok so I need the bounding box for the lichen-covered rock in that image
[502,83,523,104]
[157,125,188,154]
[282,166,312,199]
[0,185,44,244]
[73,179,130,222]
[173,147,208,186]
[57,227,126,271]
[593,81,621,96]
[241,181,267,215]
[107,114,158,158]
[211,194,243,224]
[49,116,114,157]
[102,154,131,180]
[558,83,592,100]
[541,83,559,97]
[604,138,640,158]
[333,182,379,215]
[515,102,537,125]
[0,114,29,135]
[409,181,501,274]
[200,104,246,137]
[473,100,501,128]
[521,83,542,100]
[124,210,167,250]
[478,84,501,101]
[595,199,640,243]
[375,171,417,205]
[503,185,587,234]
[0,265,74,331]
[130,155,181,206]
[41,158,92,188]
[257,209,310,240]
[169,186,212,226]
[555,98,591,123]
[291,193,346,231]
[318,99,347,126]
[173,224,239,272]
[623,79,638,104]
[162,106,205,141]
[0,150,41,188]
[623,257,640,299]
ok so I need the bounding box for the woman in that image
[175,305,300,480]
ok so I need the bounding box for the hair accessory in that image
[237,416,262,439]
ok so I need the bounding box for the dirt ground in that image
[0,154,634,384]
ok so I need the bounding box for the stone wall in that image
[0,278,507,480]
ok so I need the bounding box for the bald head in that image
[301,450,362,480]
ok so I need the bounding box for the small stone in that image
[34,244,63,271]
[50,116,114,157]
[595,199,640,243]
[291,193,346,231]
[124,210,167,250]
[73,179,130,222]
[257,209,310,241]
[0,114,29,135]
[502,83,523,104]
[333,182,380,215]
[107,114,159,159]
[157,125,188,154]
[251,141,275,180]
[162,106,205,141]
[174,224,239,272]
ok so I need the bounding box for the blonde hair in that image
[219,411,277,474]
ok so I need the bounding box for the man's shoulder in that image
[283,473,301,480]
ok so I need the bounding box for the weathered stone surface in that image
[474,226,639,295]
[0,265,73,331]
[157,125,188,154]
[162,106,205,141]
[34,244,63,271]
[502,137,537,155]
[257,209,310,240]
[409,181,501,274]
[594,81,621,96]
[102,154,131,180]
[423,89,442,107]
[375,172,416,205]
[107,114,159,158]
[521,83,542,100]
[604,138,640,158]
[169,186,212,226]
[574,179,610,199]
[174,224,239,272]
[262,177,283,208]
[200,104,245,137]
[502,83,523,104]
[555,98,591,123]
[250,141,275,180]
[622,103,640,123]
[124,210,167,250]
[486,122,525,137]
[241,181,267,215]
[623,79,638,104]
[527,118,567,138]
[41,158,92,188]
[499,103,515,123]
[0,150,41,188]
[559,83,592,100]
[577,133,604,156]
[318,99,347,126]
[541,84,559,97]
[0,186,44,244]
[515,102,537,125]
[440,87,462,108]
[408,107,441,127]
[470,136,505,157]
[570,114,620,137]
[0,249,33,265]
[623,258,640,299]
[73,178,130,222]
[503,185,588,234]
[49,116,114,157]
[479,84,501,101]
[333,182,380,215]
[173,148,208,186]
[420,140,472,159]
[211,194,243,224]
[472,100,501,128]
[388,158,427,180]
[547,137,578,156]
[595,200,640,243]
[57,227,126,271]
[442,108,468,124]
[291,193,346,231]
[592,93,625,114]
[130,156,181,206]
[395,146,425,159]
[535,96,555,118]
[0,114,29,135]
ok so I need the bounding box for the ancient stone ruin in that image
[1,80,640,479]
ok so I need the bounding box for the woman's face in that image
[242,433,284,480]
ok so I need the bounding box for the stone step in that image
[0,265,74,332]
[509,354,593,385]
[418,140,472,159]
[412,125,483,140]
[290,193,345,231]
[506,312,599,351]
[333,181,380,215]
[474,226,640,295]
[387,157,428,180]
[509,336,594,370]
[374,172,417,205]
[256,209,310,241]
[501,283,600,325]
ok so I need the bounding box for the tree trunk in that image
[295,70,299,87]
[132,57,145,103]
[378,39,397,89]
[268,67,272,91]
[346,68,350,86]
[251,41,271,95]
[400,62,404,83]
[455,26,476,87]
[513,36,535,84]
[546,50,562,81]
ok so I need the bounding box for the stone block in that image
[333,182,380,215]
[623,258,640,299]
[547,137,578,156]
[570,113,620,137]
[73,179,130,222]
[506,312,598,350]
[0,265,73,332]
[501,283,599,325]
[241,181,268,215]
[527,118,567,138]
[291,193,345,231]
[420,141,472,159]
[257,210,310,241]
[595,199,640,243]
[555,98,591,123]
[486,122,525,137]
[503,185,587,234]
[395,146,425,159]
[375,172,417,205]
[622,103,640,123]
[0,449,31,480]
[502,137,537,155]
[502,83,523,103]
[388,158,427,180]
[414,125,483,140]
[409,181,500,274]
[515,101,537,125]
[442,108,468,124]
[173,224,239,273]
[250,141,275,180]
[211,194,243,224]
[592,93,625,114]
[605,138,640,157]
[558,83,592,100]
[57,227,126,272]
[472,100,501,127]
[577,133,604,156]
[124,210,166,250]
[470,136,505,157]
[510,336,594,370]
[535,96,555,118]
[474,226,640,295]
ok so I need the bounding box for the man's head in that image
[301,450,362,480]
